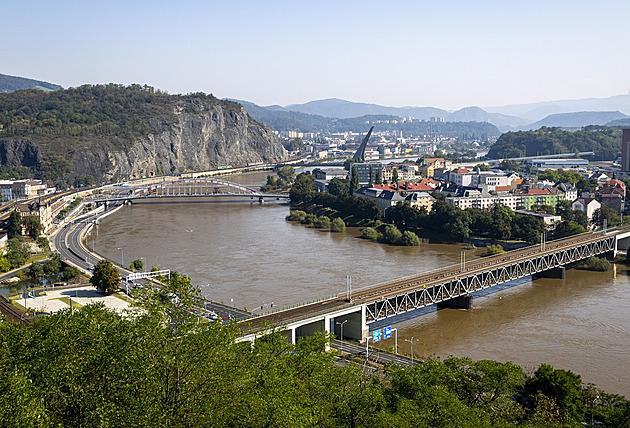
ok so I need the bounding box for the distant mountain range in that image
[3,71,630,134]
[237,95,630,133]
[0,73,62,93]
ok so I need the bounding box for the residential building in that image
[572,198,601,219]
[516,188,565,210]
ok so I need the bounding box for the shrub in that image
[314,216,331,229]
[302,213,317,225]
[286,210,307,222]
[400,230,420,246]
[484,244,504,256]
[361,227,379,240]
[585,256,611,272]
[380,224,402,245]
[330,217,346,232]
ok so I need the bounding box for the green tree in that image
[573,209,589,229]
[22,216,42,239]
[400,230,420,246]
[484,244,504,256]
[7,211,22,239]
[286,210,307,222]
[392,168,399,184]
[277,165,296,184]
[524,363,585,424]
[130,259,144,272]
[90,259,120,294]
[5,238,30,269]
[62,265,82,281]
[350,166,360,193]
[592,205,621,228]
[380,224,403,245]
[368,166,374,186]
[43,253,62,276]
[375,167,383,184]
[361,227,379,240]
[330,217,346,232]
[555,199,574,222]
[314,216,331,229]
[327,177,350,196]
[28,262,44,279]
[0,256,10,273]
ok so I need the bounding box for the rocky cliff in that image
[72,99,287,182]
[0,85,288,185]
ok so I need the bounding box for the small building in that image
[514,210,562,227]
[572,197,601,219]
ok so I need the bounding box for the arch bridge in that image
[94,177,288,204]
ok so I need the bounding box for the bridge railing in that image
[246,293,341,319]
[340,227,623,300]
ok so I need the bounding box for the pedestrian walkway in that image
[16,285,132,314]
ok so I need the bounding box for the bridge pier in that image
[437,295,473,310]
[533,266,565,279]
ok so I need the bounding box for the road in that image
[331,339,417,367]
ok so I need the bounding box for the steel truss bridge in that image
[240,227,630,343]
[94,177,288,203]
[362,229,621,323]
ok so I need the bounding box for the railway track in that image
[0,295,30,323]
[241,228,625,332]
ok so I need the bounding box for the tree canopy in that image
[90,259,120,294]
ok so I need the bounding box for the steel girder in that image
[365,235,616,322]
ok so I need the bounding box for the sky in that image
[3,0,630,110]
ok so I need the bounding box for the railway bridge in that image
[240,227,630,344]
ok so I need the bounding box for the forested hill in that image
[0,84,286,186]
[486,126,622,161]
[0,73,62,92]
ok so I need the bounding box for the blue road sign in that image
[373,329,381,343]
[384,326,392,339]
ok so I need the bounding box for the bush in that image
[314,216,331,229]
[379,224,402,245]
[585,256,611,272]
[484,244,504,256]
[286,210,306,222]
[400,230,420,246]
[330,217,346,232]
[361,227,379,240]
[301,213,317,225]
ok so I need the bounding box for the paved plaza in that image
[16,285,133,315]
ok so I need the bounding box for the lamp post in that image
[336,319,348,342]
[117,247,124,268]
[365,336,372,362]
[404,336,419,364]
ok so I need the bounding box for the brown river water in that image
[90,172,630,397]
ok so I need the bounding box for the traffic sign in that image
[384,326,392,339]
[373,329,381,342]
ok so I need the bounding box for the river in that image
[89,171,630,397]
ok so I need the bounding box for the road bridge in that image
[94,177,288,205]
[240,227,630,345]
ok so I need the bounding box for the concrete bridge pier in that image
[533,266,566,279]
[437,295,473,310]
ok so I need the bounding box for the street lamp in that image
[365,336,372,362]
[404,336,420,364]
[336,319,348,342]
[117,247,124,267]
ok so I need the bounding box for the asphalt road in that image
[331,339,418,367]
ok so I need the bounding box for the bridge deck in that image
[241,228,625,331]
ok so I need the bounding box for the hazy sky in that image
[4,0,629,110]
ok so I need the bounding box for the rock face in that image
[90,100,288,181]
[0,139,41,168]
[1,98,287,183]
